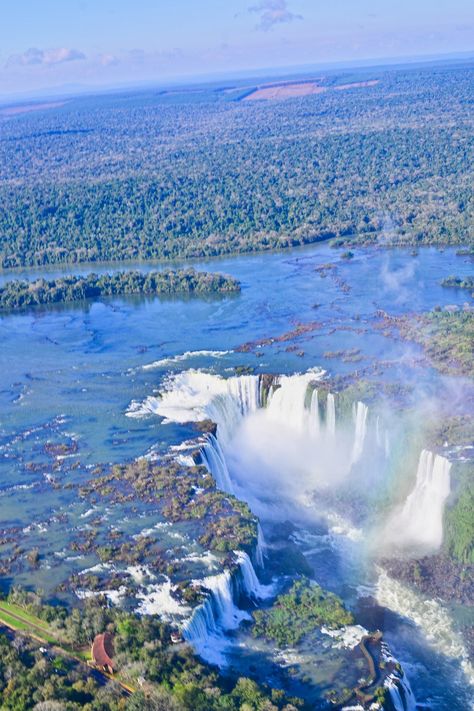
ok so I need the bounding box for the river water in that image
[0,244,472,708]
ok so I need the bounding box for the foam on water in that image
[376,569,474,686]
[137,578,191,618]
[321,624,368,649]
[142,350,231,370]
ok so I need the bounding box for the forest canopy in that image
[0,62,473,268]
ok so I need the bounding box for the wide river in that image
[0,243,473,709]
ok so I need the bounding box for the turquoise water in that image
[0,243,473,707]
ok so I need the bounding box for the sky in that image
[0,0,473,98]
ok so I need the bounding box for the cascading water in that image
[266,373,320,432]
[204,375,261,443]
[326,392,336,436]
[255,524,267,567]
[387,684,417,711]
[128,370,470,705]
[376,416,390,460]
[309,388,320,437]
[351,401,368,464]
[234,551,273,600]
[181,553,270,665]
[200,433,234,493]
[383,449,451,553]
[182,570,248,644]
[382,641,418,711]
[387,679,413,711]
[128,370,261,444]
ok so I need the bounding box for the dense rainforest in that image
[0,61,473,269]
[0,589,302,711]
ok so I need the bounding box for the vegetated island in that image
[251,578,397,708]
[252,578,354,647]
[0,268,240,310]
[441,275,474,292]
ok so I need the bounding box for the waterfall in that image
[200,433,234,494]
[256,524,267,567]
[266,372,323,434]
[381,641,417,711]
[181,557,270,665]
[309,388,320,438]
[205,569,248,630]
[326,393,336,436]
[234,551,273,600]
[182,595,219,641]
[385,673,417,711]
[375,416,390,460]
[393,450,451,551]
[205,375,260,443]
[351,401,368,464]
[182,569,249,643]
[133,370,261,443]
[181,594,231,666]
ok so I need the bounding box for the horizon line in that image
[1,47,473,107]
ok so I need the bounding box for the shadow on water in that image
[0,289,241,319]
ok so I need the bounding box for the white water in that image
[321,624,367,649]
[142,350,231,370]
[128,370,261,443]
[137,578,191,618]
[326,392,336,436]
[182,595,228,665]
[377,570,474,687]
[256,524,267,567]
[180,549,272,666]
[137,370,383,524]
[266,372,322,432]
[234,551,273,600]
[201,433,234,493]
[131,370,464,704]
[386,676,417,711]
[309,388,320,437]
[351,401,368,464]
[382,450,451,554]
[181,567,250,665]
[381,640,418,711]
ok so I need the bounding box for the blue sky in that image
[1,0,473,97]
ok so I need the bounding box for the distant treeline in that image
[0,63,472,268]
[0,269,240,310]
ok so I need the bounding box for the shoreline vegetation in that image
[397,309,474,378]
[0,269,240,310]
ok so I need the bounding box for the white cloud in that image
[98,53,119,67]
[6,47,86,67]
[248,0,303,31]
